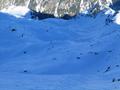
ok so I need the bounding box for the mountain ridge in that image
[0,0,118,17]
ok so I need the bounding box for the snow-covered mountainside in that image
[0,6,120,90]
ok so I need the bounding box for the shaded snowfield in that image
[0,7,120,90]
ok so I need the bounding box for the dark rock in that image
[118,79,120,81]
[105,66,111,73]
[116,65,119,67]
[11,28,16,32]
[31,11,76,20]
[61,14,76,20]
[76,56,81,59]
[23,51,27,54]
[107,50,112,53]
[31,11,55,20]
[112,78,116,82]
[23,70,28,73]
[94,52,99,55]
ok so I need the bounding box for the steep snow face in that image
[0,6,120,89]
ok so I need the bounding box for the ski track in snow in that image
[0,7,120,90]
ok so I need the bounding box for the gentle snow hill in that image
[0,7,120,90]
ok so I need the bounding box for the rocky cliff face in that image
[0,0,30,10]
[0,0,118,17]
[28,0,113,17]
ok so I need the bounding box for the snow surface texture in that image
[0,6,120,90]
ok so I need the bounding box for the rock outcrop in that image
[0,0,29,9]
[0,0,118,17]
[28,0,113,17]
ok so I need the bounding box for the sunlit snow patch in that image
[114,11,120,25]
[104,8,115,15]
[0,6,30,18]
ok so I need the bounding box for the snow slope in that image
[0,6,30,18]
[0,7,120,90]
